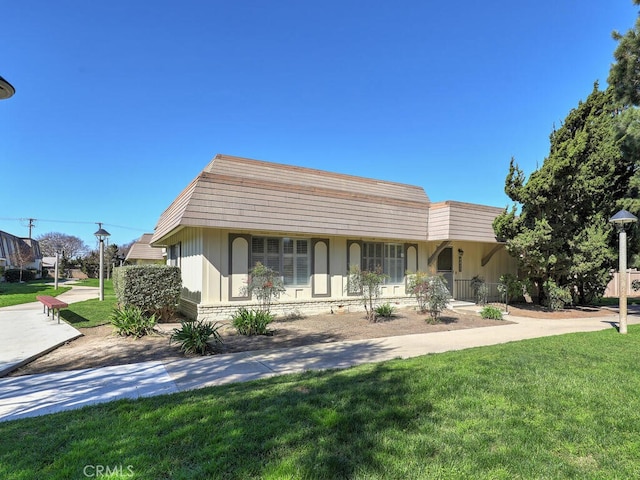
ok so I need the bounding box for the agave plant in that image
[170,319,223,355]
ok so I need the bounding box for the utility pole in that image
[25,218,36,239]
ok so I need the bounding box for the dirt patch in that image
[8,303,614,377]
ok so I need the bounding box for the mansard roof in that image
[152,154,430,243]
[125,233,165,261]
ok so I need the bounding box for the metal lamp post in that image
[94,224,111,301]
[0,75,15,100]
[609,209,638,334]
[54,251,59,290]
[53,244,64,290]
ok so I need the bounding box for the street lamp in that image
[0,75,15,100]
[54,250,60,290]
[609,209,638,334]
[94,224,111,301]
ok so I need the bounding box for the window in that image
[362,242,404,283]
[384,243,404,283]
[168,243,181,267]
[362,242,383,272]
[283,238,309,285]
[251,237,310,286]
[251,237,280,272]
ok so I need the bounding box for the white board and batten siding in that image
[148,154,520,320]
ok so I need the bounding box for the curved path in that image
[0,287,637,422]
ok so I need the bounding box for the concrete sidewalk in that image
[0,302,636,422]
[0,284,98,376]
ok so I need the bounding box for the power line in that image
[0,217,151,233]
[0,217,94,225]
[103,223,150,232]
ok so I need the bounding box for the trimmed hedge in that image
[4,269,37,283]
[113,265,181,321]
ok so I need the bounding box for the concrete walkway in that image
[0,284,98,376]
[0,287,637,422]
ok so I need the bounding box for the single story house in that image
[125,233,166,265]
[41,256,57,271]
[151,154,517,321]
[0,231,42,278]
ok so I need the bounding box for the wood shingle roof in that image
[126,233,165,261]
[152,154,430,243]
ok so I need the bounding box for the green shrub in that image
[426,276,451,321]
[407,272,451,321]
[170,319,223,355]
[241,262,286,314]
[470,275,488,305]
[407,272,431,313]
[374,302,396,318]
[110,304,157,337]
[480,305,504,320]
[113,265,181,321]
[497,273,523,312]
[232,307,274,335]
[476,284,489,305]
[4,269,36,283]
[346,265,388,322]
[543,279,573,311]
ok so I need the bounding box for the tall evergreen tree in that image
[608,0,640,107]
[608,0,640,266]
[493,85,636,304]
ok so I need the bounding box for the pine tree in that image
[494,86,636,304]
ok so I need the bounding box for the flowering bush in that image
[346,265,388,322]
[242,262,285,314]
[407,272,451,321]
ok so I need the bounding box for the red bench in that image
[36,295,69,324]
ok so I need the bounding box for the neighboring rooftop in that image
[126,233,165,262]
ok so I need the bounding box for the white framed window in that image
[362,242,404,283]
[251,237,280,272]
[251,236,310,286]
[384,243,404,283]
[283,238,309,285]
[362,242,383,271]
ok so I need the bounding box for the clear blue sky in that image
[1,1,638,249]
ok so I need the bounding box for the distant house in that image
[125,233,165,265]
[0,231,42,278]
[151,154,517,321]
[41,256,57,272]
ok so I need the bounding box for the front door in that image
[437,247,454,296]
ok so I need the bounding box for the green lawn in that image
[72,278,107,288]
[2,327,640,479]
[0,277,116,327]
[0,280,71,308]
[60,279,116,328]
[595,296,640,306]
